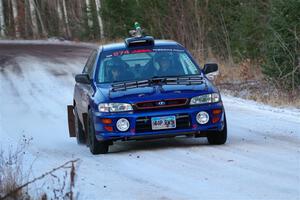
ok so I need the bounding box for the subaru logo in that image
[157,101,166,106]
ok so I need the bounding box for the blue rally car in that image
[67,32,227,154]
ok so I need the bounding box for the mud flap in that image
[67,105,76,137]
[82,113,89,144]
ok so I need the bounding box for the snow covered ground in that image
[0,43,299,200]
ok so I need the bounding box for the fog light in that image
[116,118,130,132]
[196,111,209,124]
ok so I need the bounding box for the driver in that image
[156,54,173,76]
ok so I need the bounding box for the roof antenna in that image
[129,22,143,37]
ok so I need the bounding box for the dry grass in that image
[192,52,300,108]
[0,138,79,200]
[215,60,300,108]
[0,138,31,200]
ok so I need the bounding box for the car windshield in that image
[97,49,200,83]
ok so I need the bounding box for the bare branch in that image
[0,159,79,200]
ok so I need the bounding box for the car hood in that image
[94,79,218,104]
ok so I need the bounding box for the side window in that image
[83,50,98,77]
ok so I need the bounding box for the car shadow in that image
[109,137,209,154]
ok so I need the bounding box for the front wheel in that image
[207,115,227,145]
[87,110,109,154]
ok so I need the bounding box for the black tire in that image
[207,115,227,145]
[87,110,109,154]
[74,108,86,144]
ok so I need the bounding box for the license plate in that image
[151,116,176,130]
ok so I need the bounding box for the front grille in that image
[135,98,188,110]
[135,114,190,133]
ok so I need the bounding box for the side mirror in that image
[203,63,219,80]
[75,74,90,84]
[203,63,218,74]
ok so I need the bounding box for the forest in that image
[0,0,299,93]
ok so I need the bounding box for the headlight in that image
[98,103,133,112]
[190,93,220,105]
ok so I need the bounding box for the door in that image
[74,50,98,123]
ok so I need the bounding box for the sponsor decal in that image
[106,48,184,58]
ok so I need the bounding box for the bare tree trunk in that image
[85,0,93,30]
[0,0,5,37]
[62,0,71,38]
[34,1,47,38]
[11,0,21,38]
[24,0,29,37]
[57,0,67,37]
[95,0,104,39]
[28,0,38,38]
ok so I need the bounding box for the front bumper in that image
[92,102,225,141]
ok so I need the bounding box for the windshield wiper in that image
[111,79,150,92]
[110,75,204,92]
[151,75,204,85]
[151,74,202,79]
